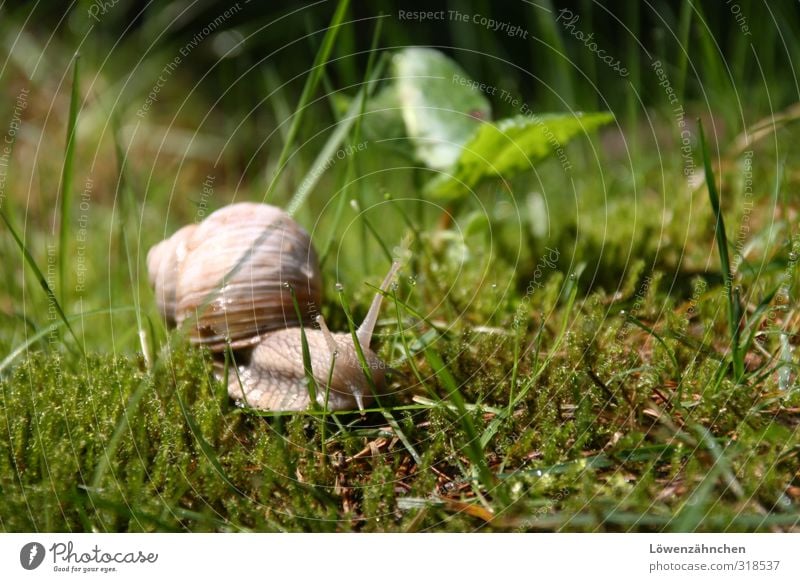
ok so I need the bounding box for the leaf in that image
[339,83,407,143]
[425,111,614,200]
[393,47,492,170]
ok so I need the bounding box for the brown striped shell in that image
[146,224,196,326]
[147,203,322,352]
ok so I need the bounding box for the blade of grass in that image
[111,111,151,366]
[0,306,133,375]
[530,0,574,108]
[699,120,743,381]
[349,198,393,263]
[1,209,85,357]
[90,374,151,489]
[288,285,319,409]
[480,278,578,449]
[424,348,495,493]
[266,0,350,201]
[262,65,292,143]
[675,0,693,102]
[624,313,680,373]
[175,392,240,494]
[58,54,80,304]
[319,17,384,267]
[288,52,388,220]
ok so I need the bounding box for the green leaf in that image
[425,111,614,200]
[338,83,407,144]
[393,47,492,170]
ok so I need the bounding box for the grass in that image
[1,2,799,532]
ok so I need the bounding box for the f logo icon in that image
[20,542,45,570]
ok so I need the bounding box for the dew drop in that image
[335,282,344,292]
[408,276,417,286]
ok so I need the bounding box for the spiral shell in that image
[146,224,196,326]
[148,203,322,352]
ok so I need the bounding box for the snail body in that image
[147,202,397,412]
[227,263,399,411]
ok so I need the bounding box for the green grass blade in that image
[0,306,133,375]
[698,120,743,381]
[175,393,240,494]
[675,0,693,102]
[58,54,80,304]
[318,18,384,266]
[624,313,680,373]
[481,278,578,449]
[110,111,149,365]
[1,209,85,357]
[266,0,350,202]
[349,199,393,262]
[90,374,151,489]
[424,348,494,493]
[288,52,388,219]
[289,285,319,409]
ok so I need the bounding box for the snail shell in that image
[148,202,399,412]
[148,203,322,352]
[146,224,196,326]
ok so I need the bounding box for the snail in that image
[147,202,399,412]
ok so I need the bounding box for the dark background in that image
[5,0,797,115]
